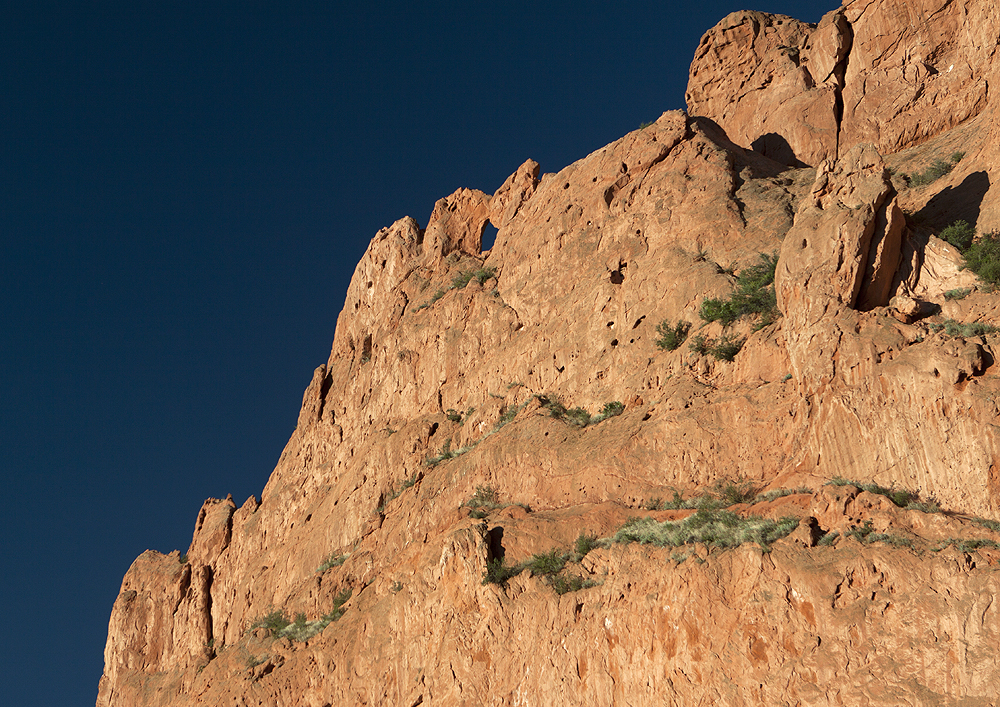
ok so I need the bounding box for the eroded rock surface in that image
[99,1,1000,705]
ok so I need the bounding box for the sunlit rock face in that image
[99,2,1000,704]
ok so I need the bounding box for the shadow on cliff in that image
[915,171,991,231]
[750,132,809,168]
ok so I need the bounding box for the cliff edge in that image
[99,1,1000,704]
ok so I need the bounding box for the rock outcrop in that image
[99,1,1000,705]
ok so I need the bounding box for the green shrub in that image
[655,320,691,351]
[951,151,966,163]
[482,557,522,586]
[473,266,497,284]
[944,287,972,301]
[550,574,597,595]
[908,158,954,187]
[613,510,799,552]
[710,334,744,361]
[963,231,1000,286]
[699,253,779,327]
[574,532,599,559]
[940,220,975,250]
[524,549,569,576]
[817,531,839,546]
[600,401,624,418]
[251,610,290,637]
[689,334,711,355]
[451,271,475,289]
[445,409,462,423]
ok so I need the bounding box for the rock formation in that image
[99,1,1000,705]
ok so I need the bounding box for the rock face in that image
[99,1,1000,705]
[688,0,1000,169]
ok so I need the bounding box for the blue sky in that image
[0,2,836,703]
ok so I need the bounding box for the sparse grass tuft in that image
[466,485,503,518]
[944,287,973,301]
[934,538,1000,554]
[971,517,1000,532]
[817,531,839,546]
[613,509,799,552]
[655,320,691,351]
[930,318,1000,338]
[451,271,475,289]
[316,553,347,573]
[845,520,914,548]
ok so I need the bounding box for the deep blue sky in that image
[1,2,835,704]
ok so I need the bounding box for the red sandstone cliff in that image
[99,1,1000,705]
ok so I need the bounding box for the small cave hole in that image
[607,321,615,328]
[563,182,570,189]
[642,412,652,421]
[801,239,808,249]
[305,514,312,523]
[933,369,940,378]
[632,316,645,329]
[610,270,624,285]
[429,422,439,437]
[487,527,506,561]
[611,339,619,347]
[481,222,499,252]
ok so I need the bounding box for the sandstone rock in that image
[488,158,539,231]
[99,3,1000,705]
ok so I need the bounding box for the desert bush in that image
[451,271,475,289]
[473,266,497,284]
[963,231,1000,286]
[699,253,779,327]
[482,557,522,586]
[655,320,691,351]
[940,220,975,250]
[908,158,954,187]
[550,574,597,595]
[688,334,711,355]
[710,334,744,361]
[574,532,599,559]
[524,549,569,577]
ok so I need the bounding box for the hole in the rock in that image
[305,514,312,523]
[611,339,619,347]
[607,321,615,328]
[487,527,505,560]
[801,239,808,248]
[481,222,499,252]
[563,182,570,189]
[429,422,439,437]
[610,270,624,284]
[933,369,940,378]
[642,412,652,421]
[632,316,645,329]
